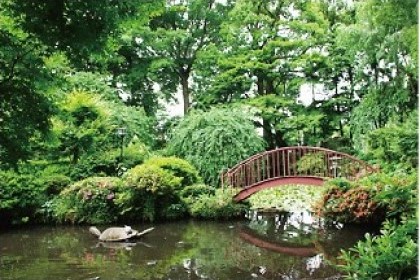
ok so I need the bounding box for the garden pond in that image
[0,211,377,280]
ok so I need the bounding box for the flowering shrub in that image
[315,178,386,224]
[52,177,124,224]
[316,186,385,224]
[361,172,417,220]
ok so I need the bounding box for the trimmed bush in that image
[41,174,72,196]
[145,156,201,187]
[69,142,150,180]
[121,163,185,221]
[123,164,182,194]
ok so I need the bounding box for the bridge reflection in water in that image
[239,211,369,263]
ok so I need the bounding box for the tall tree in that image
[113,0,230,115]
[195,0,330,148]
[6,0,139,69]
[339,0,418,148]
[0,6,53,166]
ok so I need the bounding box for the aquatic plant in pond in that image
[247,185,327,212]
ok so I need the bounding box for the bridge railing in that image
[221,146,377,189]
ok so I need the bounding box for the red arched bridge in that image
[220,146,377,202]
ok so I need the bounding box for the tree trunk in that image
[257,75,275,149]
[180,71,190,115]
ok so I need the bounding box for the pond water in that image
[0,212,375,280]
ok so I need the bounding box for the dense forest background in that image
[0,0,417,170]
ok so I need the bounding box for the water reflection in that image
[0,215,375,280]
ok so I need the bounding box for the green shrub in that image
[52,177,123,224]
[180,184,215,198]
[338,216,418,279]
[297,152,326,176]
[68,153,118,180]
[167,107,265,186]
[366,110,418,169]
[361,172,417,220]
[121,141,150,168]
[0,170,47,226]
[41,174,72,195]
[68,142,150,180]
[124,164,182,194]
[189,188,247,219]
[145,156,200,187]
[325,178,353,191]
[120,163,185,221]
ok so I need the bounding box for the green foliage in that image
[189,188,247,219]
[108,105,156,148]
[338,217,418,280]
[297,152,326,176]
[0,170,47,225]
[167,107,265,185]
[63,71,120,102]
[120,163,185,221]
[361,172,418,220]
[52,91,111,163]
[7,0,140,68]
[145,156,201,187]
[0,10,52,166]
[51,177,123,224]
[124,164,182,194]
[68,141,150,180]
[179,184,215,199]
[50,89,154,170]
[41,175,72,196]
[325,177,353,190]
[114,0,228,114]
[365,110,418,169]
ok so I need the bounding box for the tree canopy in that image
[0,0,417,171]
